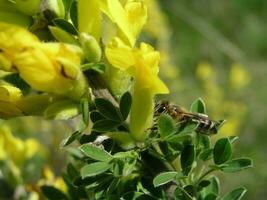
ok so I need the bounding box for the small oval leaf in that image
[90,111,105,123]
[158,114,175,137]
[221,158,253,173]
[70,0,78,28]
[80,162,111,178]
[53,18,78,35]
[95,98,121,121]
[119,91,132,120]
[213,138,232,165]
[222,187,247,200]
[79,144,113,162]
[190,98,206,114]
[153,172,178,187]
[61,130,81,147]
[181,145,195,175]
[81,97,89,126]
[92,119,121,132]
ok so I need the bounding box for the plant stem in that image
[195,168,216,185]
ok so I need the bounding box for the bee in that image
[154,101,221,135]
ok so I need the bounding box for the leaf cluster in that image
[42,96,252,200]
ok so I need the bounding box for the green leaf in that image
[119,91,132,120]
[92,119,121,132]
[184,185,195,197]
[80,162,111,178]
[153,172,178,187]
[198,180,211,189]
[158,114,175,138]
[165,134,192,143]
[95,98,121,121]
[201,176,220,197]
[79,144,113,162]
[228,136,239,144]
[90,111,105,123]
[67,163,79,180]
[53,18,78,35]
[221,158,253,173]
[41,185,68,200]
[44,100,79,120]
[190,98,206,114]
[199,149,213,161]
[213,138,232,165]
[48,26,78,45]
[204,193,218,200]
[70,0,78,28]
[214,119,226,131]
[105,132,135,150]
[179,123,198,134]
[222,188,247,200]
[181,145,195,175]
[81,63,105,73]
[197,135,211,149]
[174,187,193,200]
[81,97,89,126]
[61,130,81,147]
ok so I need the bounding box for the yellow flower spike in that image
[99,0,147,47]
[78,0,101,41]
[106,39,168,141]
[0,22,86,100]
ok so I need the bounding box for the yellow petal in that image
[100,0,147,46]
[105,38,134,70]
[0,85,22,102]
[0,22,39,51]
[78,0,101,40]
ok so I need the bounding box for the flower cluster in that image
[78,0,169,141]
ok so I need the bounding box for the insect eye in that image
[157,106,166,113]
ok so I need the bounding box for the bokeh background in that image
[156,1,267,199]
[1,0,266,199]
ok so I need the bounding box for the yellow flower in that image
[196,62,213,81]
[39,166,67,193]
[0,22,87,100]
[0,85,24,118]
[230,63,250,90]
[99,0,147,47]
[78,0,101,40]
[0,125,40,166]
[106,38,168,141]
[106,38,168,94]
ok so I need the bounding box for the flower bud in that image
[79,33,102,63]
[15,0,41,16]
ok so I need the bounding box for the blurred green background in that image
[157,0,267,199]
